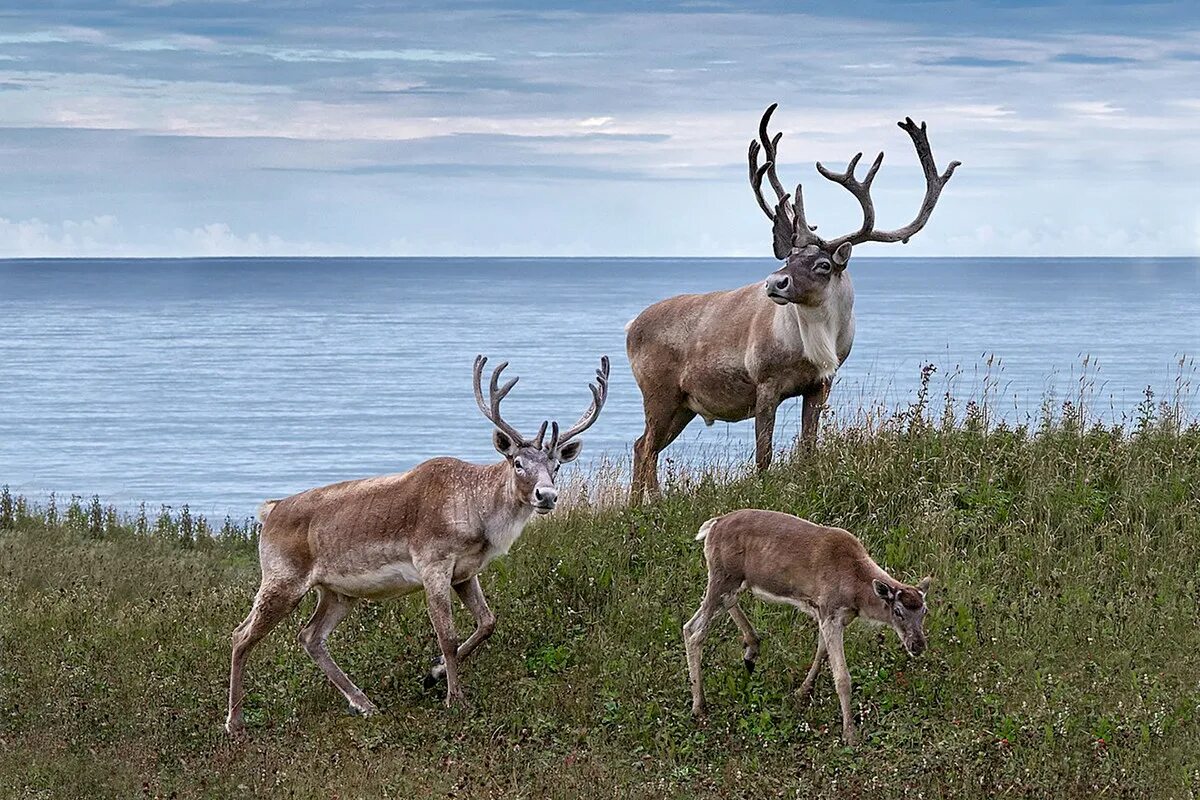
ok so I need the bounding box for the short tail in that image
[256,500,280,523]
[695,516,721,542]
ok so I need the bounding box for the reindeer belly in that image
[749,584,820,619]
[681,363,757,424]
[318,559,424,600]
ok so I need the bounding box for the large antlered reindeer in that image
[626,104,960,499]
[225,355,609,735]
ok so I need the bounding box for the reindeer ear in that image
[917,576,932,595]
[873,579,895,602]
[772,203,795,260]
[556,440,583,463]
[832,241,852,270]
[492,428,520,457]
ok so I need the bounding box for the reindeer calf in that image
[683,509,931,744]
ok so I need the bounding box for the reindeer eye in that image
[513,458,525,472]
[893,606,904,618]
[813,260,831,274]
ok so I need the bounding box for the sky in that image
[0,0,1197,258]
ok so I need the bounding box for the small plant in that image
[87,495,104,539]
[0,484,13,529]
[179,504,194,549]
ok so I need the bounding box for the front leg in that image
[801,377,832,444]
[426,575,497,687]
[753,389,779,472]
[819,615,856,744]
[419,561,463,706]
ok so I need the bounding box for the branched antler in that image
[749,105,961,256]
[823,117,961,250]
[548,356,610,451]
[473,355,527,445]
[815,150,884,247]
[748,104,822,258]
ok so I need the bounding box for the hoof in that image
[349,701,379,717]
[743,658,756,673]
[424,654,446,689]
[225,720,245,738]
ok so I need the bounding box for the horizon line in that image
[2,254,1197,263]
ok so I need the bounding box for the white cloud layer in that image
[0,3,1197,257]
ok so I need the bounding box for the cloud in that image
[0,3,1197,256]
[260,162,693,181]
[919,56,1030,68]
[0,215,122,257]
[1050,53,1138,65]
[240,46,494,64]
[0,215,328,257]
[1060,100,1123,117]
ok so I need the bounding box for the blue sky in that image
[0,0,1196,257]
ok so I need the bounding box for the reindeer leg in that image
[426,575,496,687]
[819,616,856,744]
[226,578,306,735]
[683,573,738,718]
[632,401,695,501]
[798,632,827,699]
[753,391,779,472]
[297,587,377,717]
[726,598,761,672]
[801,378,832,445]
[419,561,463,706]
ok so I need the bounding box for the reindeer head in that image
[764,243,853,306]
[749,103,960,306]
[473,355,610,515]
[872,576,933,657]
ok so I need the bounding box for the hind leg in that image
[632,400,696,502]
[226,579,306,735]
[297,587,377,717]
[683,572,739,717]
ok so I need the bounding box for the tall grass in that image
[1,380,1198,798]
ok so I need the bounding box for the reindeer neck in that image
[470,460,534,542]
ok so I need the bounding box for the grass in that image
[2,378,1199,798]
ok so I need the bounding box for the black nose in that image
[534,487,558,506]
[767,274,790,292]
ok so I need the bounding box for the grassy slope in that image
[2,413,1199,798]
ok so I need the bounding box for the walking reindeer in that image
[684,509,932,744]
[626,104,960,498]
[225,354,609,735]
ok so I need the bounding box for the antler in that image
[822,117,961,250]
[748,104,821,258]
[548,356,610,451]
[473,355,527,445]
[750,106,960,256]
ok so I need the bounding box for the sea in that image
[1,257,1196,518]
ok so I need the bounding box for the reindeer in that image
[683,509,931,744]
[626,104,960,498]
[225,354,610,735]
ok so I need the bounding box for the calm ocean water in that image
[1,257,1196,518]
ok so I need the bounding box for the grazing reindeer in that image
[683,509,931,744]
[627,104,960,498]
[225,355,610,735]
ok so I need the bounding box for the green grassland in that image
[2,391,1199,798]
